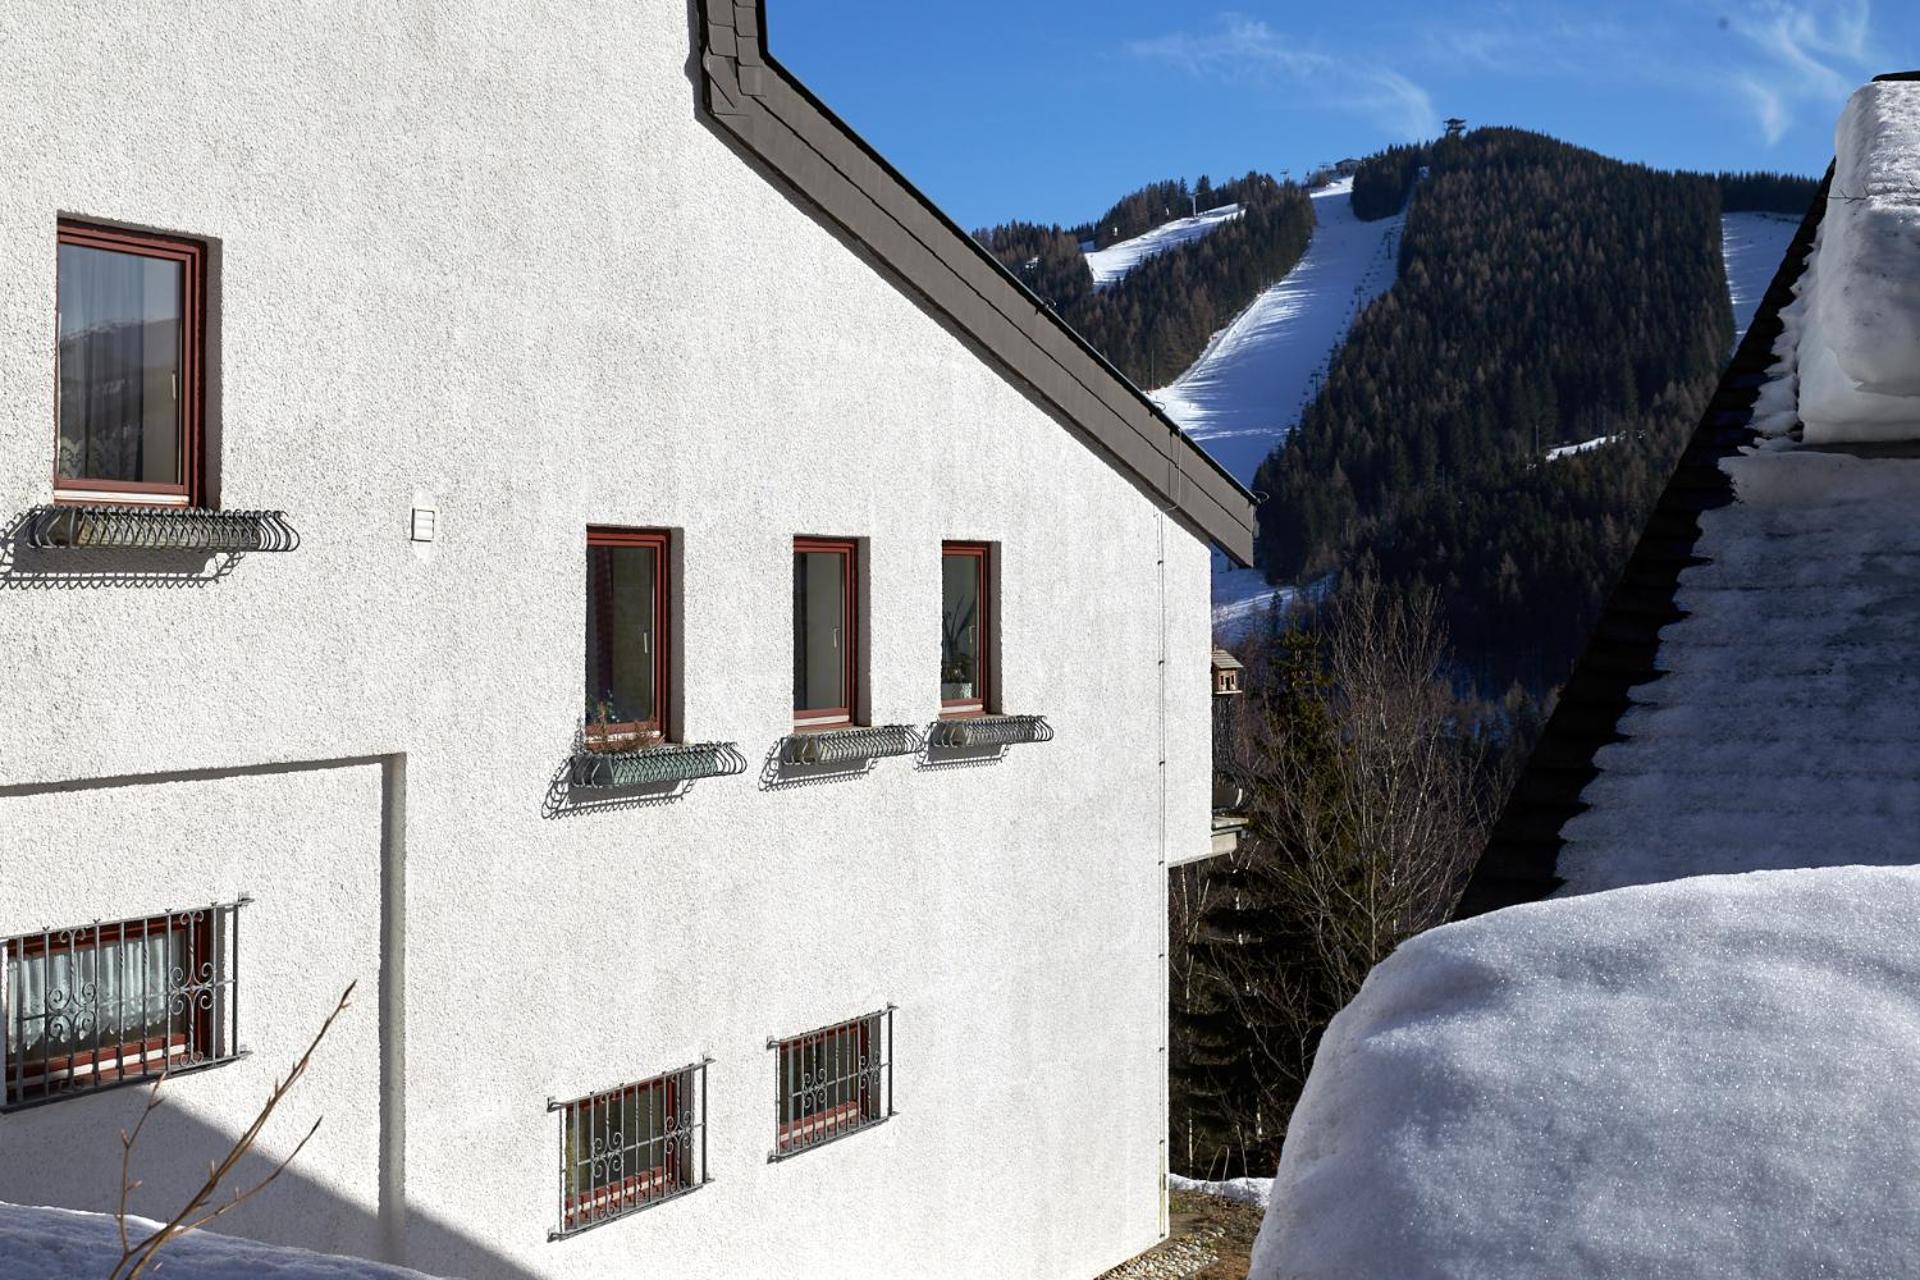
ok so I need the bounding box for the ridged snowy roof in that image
[1463,77,1920,910]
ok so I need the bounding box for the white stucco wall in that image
[0,4,1217,1278]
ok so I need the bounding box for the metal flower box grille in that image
[23,505,300,553]
[550,1061,708,1239]
[769,1007,894,1162]
[779,724,923,767]
[929,714,1053,750]
[569,741,748,790]
[2,900,247,1111]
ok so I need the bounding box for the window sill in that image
[779,723,922,766]
[23,505,299,553]
[928,714,1053,750]
[569,741,747,789]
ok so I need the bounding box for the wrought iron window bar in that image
[928,714,1053,750]
[780,724,923,767]
[23,505,300,553]
[549,1059,709,1240]
[768,1006,894,1162]
[2,899,248,1112]
[569,741,748,790]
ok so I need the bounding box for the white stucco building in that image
[0,4,1254,1278]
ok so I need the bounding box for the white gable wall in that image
[0,4,1215,1278]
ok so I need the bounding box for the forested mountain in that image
[1717,169,1822,213]
[974,173,1315,387]
[1349,144,1427,221]
[1253,129,1734,692]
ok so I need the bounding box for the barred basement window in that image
[770,1007,893,1160]
[2,901,245,1111]
[551,1061,707,1239]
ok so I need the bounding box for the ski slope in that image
[1154,177,1404,491]
[1142,177,1405,633]
[1181,196,1799,634]
[1723,212,1802,345]
[1084,202,1243,287]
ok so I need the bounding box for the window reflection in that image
[57,244,183,485]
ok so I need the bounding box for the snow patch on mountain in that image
[1084,202,1243,288]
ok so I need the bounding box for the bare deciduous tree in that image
[1175,578,1490,1171]
[111,982,355,1280]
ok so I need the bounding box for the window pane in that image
[942,553,982,701]
[6,924,186,1074]
[794,550,847,712]
[57,244,183,485]
[585,545,658,726]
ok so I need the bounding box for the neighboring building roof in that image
[692,2,1257,565]
[1210,646,1245,673]
[1253,864,1920,1278]
[1459,167,1853,913]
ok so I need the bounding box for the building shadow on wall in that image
[0,1088,539,1280]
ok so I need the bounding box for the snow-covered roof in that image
[1250,865,1920,1279]
[1793,80,1920,443]
[0,1202,442,1279]
[1464,77,1920,912]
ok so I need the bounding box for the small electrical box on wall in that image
[410,505,438,543]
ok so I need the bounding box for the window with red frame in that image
[771,1008,893,1159]
[54,221,206,507]
[2,903,243,1110]
[793,537,858,727]
[585,528,669,747]
[553,1062,705,1237]
[941,542,991,716]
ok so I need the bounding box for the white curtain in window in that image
[5,930,183,1063]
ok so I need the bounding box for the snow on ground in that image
[1168,1173,1274,1211]
[1211,563,1297,634]
[1793,79,1920,443]
[0,1202,440,1279]
[1721,211,1801,346]
[1250,865,1920,1279]
[1084,202,1243,288]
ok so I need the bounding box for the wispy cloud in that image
[1719,0,1879,143]
[1129,15,1437,140]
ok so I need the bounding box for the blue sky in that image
[770,1,1917,230]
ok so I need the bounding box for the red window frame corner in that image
[793,535,861,730]
[584,525,673,747]
[52,218,209,510]
[940,540,993,719]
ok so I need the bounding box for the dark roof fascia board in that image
[695,0,1258,565]
[1453,169,1834,918]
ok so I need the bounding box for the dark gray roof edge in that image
[694,0,1258,565]
[1453,168,1835,918]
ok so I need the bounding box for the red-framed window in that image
[3,904,242,1110]
[54,220,206,508]
[772,1008,892,1159]
[553,1062,705,1238]
[585,527,670,748]
[941,542,991,717]
[793,537,858,728]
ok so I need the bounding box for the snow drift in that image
[0,1202,441,1279]
[1250,866,1920,1279]
[1794,79,1920,442]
